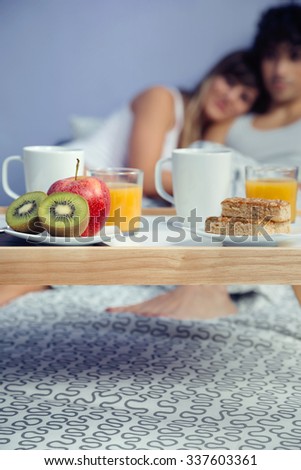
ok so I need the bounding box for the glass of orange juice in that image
[245,166,298,222]
[89,167,143,232]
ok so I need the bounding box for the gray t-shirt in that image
[226,114,301,178]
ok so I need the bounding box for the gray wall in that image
[0,0,284,205]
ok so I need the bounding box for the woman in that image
[65,49,260,197]
[0,49,261,308]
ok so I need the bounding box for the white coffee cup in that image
[155,148,233,224]
[2,146,85,199]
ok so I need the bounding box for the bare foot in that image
[293,286,301,305]
[106,285,237,320]
[0,285,48,308]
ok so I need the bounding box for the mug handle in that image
[2,155,23,199]
[155,157,174,204]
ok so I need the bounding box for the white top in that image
[65,88,185,169]
[226,114,301,175]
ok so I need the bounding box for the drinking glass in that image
[89,167,143,232]
[245,166,298,222]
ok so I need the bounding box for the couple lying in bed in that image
[2,4,301,316]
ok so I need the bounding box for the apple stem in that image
[75,158,80,180]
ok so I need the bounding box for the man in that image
[108,3,301,318]
[207,3,301,164]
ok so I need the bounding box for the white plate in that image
[3,225,120,246]
[196,218,301,246]
[102,218,215,247]
[3,216,301,247]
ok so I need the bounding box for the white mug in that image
[2,146,85,199]
[155,148,233,224]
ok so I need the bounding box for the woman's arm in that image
[128,87,176,197]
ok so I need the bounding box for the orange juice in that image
[245,178,298,222]
[106,182,143,232]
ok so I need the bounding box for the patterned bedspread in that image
[1,284,301,450]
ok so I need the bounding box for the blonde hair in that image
[179,78,212,148]
[178,50,260,148]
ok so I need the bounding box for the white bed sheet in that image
[0,284,301,450]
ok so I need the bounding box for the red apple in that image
[47,160,110,237]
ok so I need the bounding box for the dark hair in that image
[183,49,260,99]
[204,49,260,90]
[253,4,301,59]
[179,49,261,146]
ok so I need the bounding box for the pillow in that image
[69,115,105,140]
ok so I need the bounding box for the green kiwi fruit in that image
[6,191,47,233]
[38,192,89,237]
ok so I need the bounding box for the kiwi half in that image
[6,191,47,233]
[38,192,89,237]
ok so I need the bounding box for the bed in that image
[1,139,301,450]
[1,283,301,450]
